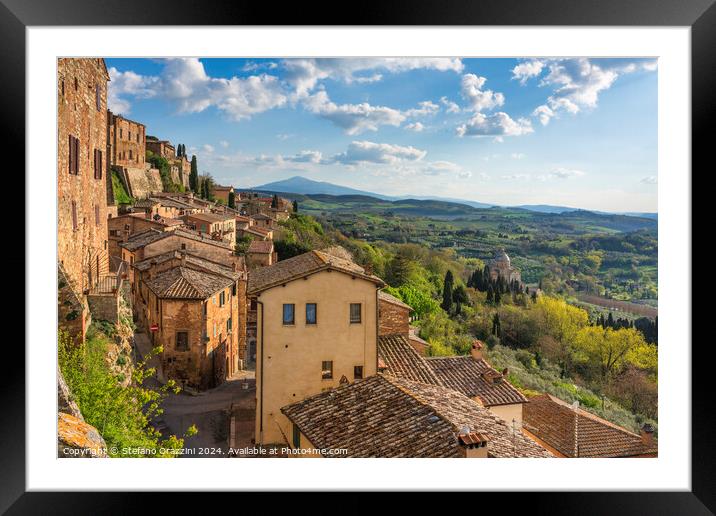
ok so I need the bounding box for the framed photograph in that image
[5,0,708,510]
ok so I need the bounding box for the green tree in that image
[189,155,198,192]
[228,191,236,209]
[441,270,454,313]
[271,194,279,209]
[452,284,469,315]
[292,200,298,212]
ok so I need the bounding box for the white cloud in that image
[460,74,505,112]
[405,122,425,132]
[641,175,658,184]
[282,58,464,97]
[501,174,531,181]
[440,96,460,113]
[202,144,215,153]
[303,90,405,135]
[285,150,324,164]
[219,140,229,148]
[537,168,586,181]
[424,160,462,174]
[456,112,533,138]
[533,104,555,126]
[107,67,160,114]
[511,60,545,85]
[332,140,427,165]
[405,100,440,118]
[108,58,287,121]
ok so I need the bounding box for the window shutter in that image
[99,150,103,179]
[68,135,74,174]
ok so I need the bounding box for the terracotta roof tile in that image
[248,239,274,254]
[426,356,528,407]
[281,374,552,458]
[247,250,384,294]
[133,250,245,279]
[378,290,412,310]
[523,394,658,457]
[145,266,234,299]
[378,335,443,385]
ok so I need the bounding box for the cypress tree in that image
[441,270,454,313]
[189,155,198,192]
[292,199,298,212]
[228,191,236,209]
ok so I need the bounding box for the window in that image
[350,303,362,324]
[203,302,207,316]
[354,366,363,380]
[219,291,226,307]
[120,128,123,139]
[93,149,103,179]
[282,304,295,325]
[232,283,237,296]
[292,424,301,449]
[322,361,333,380]
[250,299,257,310]
[94,205,100,226]
[128,131,132,141]
[68,135,80,175]
[176,331,189,351]
[61,79,65,97]
[95,84,101,111]
[226,317,232,333]
[181,243,186,250]
[74,77,78,91]
[110,229,119,237]
[306,303,317,325]
[71,201,77,231]
[213,322,217,337]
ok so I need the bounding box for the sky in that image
[105,57,658,212]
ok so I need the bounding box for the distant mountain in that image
[248,176,655,219]
[249,176,394,200]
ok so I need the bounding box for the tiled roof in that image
[120,228,234,252]
[377,335,443,385]
[247,249,384,294]
[378,290,412,310]
[425,356,528,407]
[248,239,274,254]
[523,394,658,458]
[148,196,196,210]
[242,226,271,237]
[408,326,429,347]
[133,250,245,279]
[185,212,233,223]
[281,374,553,458]
[133,199,160,209]
[251,213,274,221]
[145,266,234,299]
[235,215,251,222]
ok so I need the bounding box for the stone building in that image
[246,239,276,269]
[212,185,233,204]
[107,213,182,259]
[378,291,429,355]
[133,251,248,389]
[182,212,236,248]
[489,249,522,284]
[248,249,385,445]
[57,58,112,341]
[145,136,175,161]
[251,213,277,230]
[107,111,146,168]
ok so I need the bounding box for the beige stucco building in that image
[248,250,385,445]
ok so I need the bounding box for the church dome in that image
[494,249,511,266]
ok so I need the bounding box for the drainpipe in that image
[257,298,265,443]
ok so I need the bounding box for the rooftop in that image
[251,213,274,221]
[185,211,234,223]
[248,239,274,254]
[377,334,442,385]
[281,374,553,458]
[120,228,234,251]
[248,249,384,294]
[133,250,245,279]
[378,290,412,311]
[523,394,658,458]
[145,266,234,300]
[425,356,528,407]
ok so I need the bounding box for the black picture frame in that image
[3,0,708,512]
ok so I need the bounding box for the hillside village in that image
[57,58,657,459]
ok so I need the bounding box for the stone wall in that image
[87,291,120,323]
[108,111,146,168]
[57,58,111,296]
[123,166,163,199]
[378,299,410,337]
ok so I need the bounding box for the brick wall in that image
[58,58,111,296]
[108,112,146,168]
[378,299,410,337]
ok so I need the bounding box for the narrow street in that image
[134,331,257,457]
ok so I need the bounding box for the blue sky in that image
[106,57,658,212]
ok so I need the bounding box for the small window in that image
[226,317,232,333]
[232,283,237,296]
[219,291,225,307]
[283,304,295,325]
[354,366,363,380]
[95,205,100,226]
[93,149,103,179]
[250,299,257,310]
[68,135,80,175]
[306,303,317,325]
[181,243,186,250]
[350,303,362,324]
[176,331,189,351]
[128,131,132,141]
[322,361,333,380]
[203,302,208,316]
[292,424,301,449]
[110,229,119,237]
[61,79,65,97]
[71,201,77,231]
[95,84,101,111]
[74,77,78,91]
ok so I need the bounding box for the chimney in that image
[470,340,484,360]
[502,367,509,377]
[640,423,655,446]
